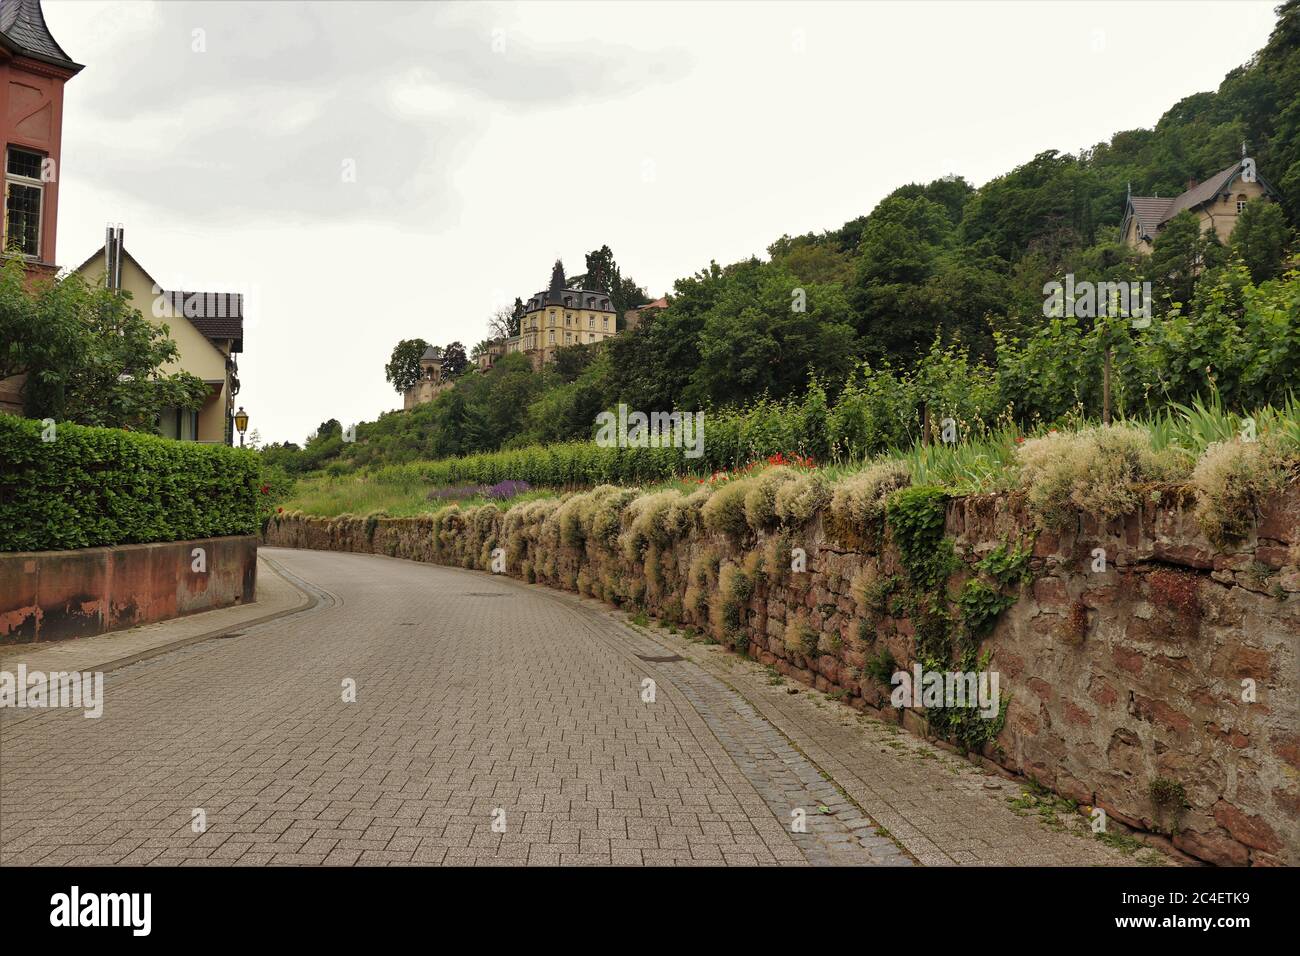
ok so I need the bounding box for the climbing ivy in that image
[879,489,1031,754]
[886,486,955,591]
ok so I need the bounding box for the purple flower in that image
[485,479,531,500]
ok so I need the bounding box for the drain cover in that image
[465,592,509,598]
[636,654,684,663]
[214,631,245,640]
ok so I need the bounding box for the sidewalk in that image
[0,554,312,675]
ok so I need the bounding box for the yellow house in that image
[74,227,243,444]
[1121,153,1278,252]
[508,260,618,369]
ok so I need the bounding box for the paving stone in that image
[0,547,1157,867]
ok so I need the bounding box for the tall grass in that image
[289,399,1300,525]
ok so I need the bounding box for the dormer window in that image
[1237,195,1248,213]
[4,147,44,258]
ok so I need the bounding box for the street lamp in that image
[234,406,249,447]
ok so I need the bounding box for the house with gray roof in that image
[1121,154,1278,252]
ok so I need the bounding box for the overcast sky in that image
[44,0,1279,445]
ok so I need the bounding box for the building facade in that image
[0,0,81,414]
[403,345,453,409]
[506,260,618,370]
[75,228,244,444]
[1121,154,1277,252]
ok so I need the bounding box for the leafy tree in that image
[552,343,596,382]
[441,341,468,378]
[384,338,431,392]
[1231,198,1293,282]
[1146,211,1225,308]
[1,258,208,431]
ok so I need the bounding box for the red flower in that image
[277,506,283,513]
[260,484,270,494]
[1015,436,1025,444]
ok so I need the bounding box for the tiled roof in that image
[1163,162,1244,220]
[0,0,81,70]
[1128,196,1174,240]
[173,292,243,352]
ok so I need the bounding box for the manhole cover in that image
[636,654,684,663]
[465,592,509,598]
[214,631,245,640]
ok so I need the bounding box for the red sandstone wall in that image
[0,536,258,643]
[263,488,1300,866]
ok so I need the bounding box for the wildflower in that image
[260,484,270,494]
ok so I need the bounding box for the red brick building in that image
[0,0,82,412]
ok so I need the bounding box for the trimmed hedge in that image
[0,414,262,551]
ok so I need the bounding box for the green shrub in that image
[743,466,798,533]
[0,414,262,551]
[1191,437,1289,545]
[1015,425,1189,530]
[701,478,754,538]
[782,611,819,657]
[774,471,831,525]
[862,649,898,687]
[826,460,911,548]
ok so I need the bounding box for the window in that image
[588,316,595,328]
[603,317,609,329]
[1237,195,1248,213]
[548,330,555,344]
[5,146,44,258]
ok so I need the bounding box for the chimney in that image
[104,224,113,287]
[104,224,124,289]
[113,225,124,290]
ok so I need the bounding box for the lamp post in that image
[234,406,249,447]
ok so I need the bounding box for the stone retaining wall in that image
[1,536,258,644]
[264,488,1300,866]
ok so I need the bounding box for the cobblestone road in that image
[0,547,1157,866]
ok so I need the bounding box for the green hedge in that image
[0,414,263,551]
